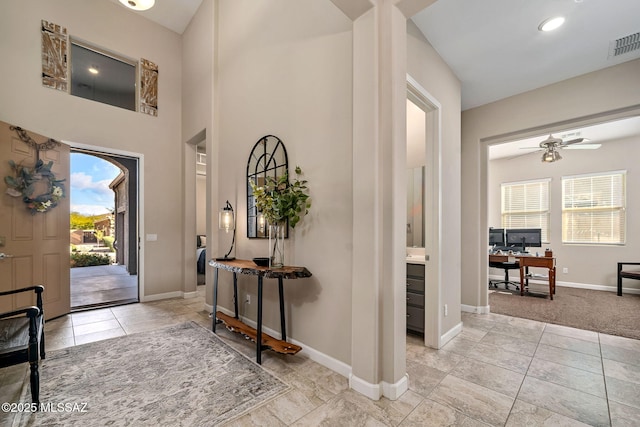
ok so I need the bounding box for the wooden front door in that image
[0,121,70,319]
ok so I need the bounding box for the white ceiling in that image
[109,0,203,34]
[116,0,640,159]
[412,0,640,111]
[489,115,640,160]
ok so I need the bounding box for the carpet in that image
[489,286,640,340]
[14,322,289,426]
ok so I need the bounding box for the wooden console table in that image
[489,254,556,300]
[208,259,312,364]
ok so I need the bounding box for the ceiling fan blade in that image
[558,137,585,147]
[519,146,543,150]
[563,143,601,150]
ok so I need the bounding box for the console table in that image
[489,254,556,300]
[208,259,312,364]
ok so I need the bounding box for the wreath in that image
[4,159,65,214]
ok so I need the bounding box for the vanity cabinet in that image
[406,263,425,334]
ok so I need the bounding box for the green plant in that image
[70,252,112,268]
[250,166,311,228]
[103,236,115,251]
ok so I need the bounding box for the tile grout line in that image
[502,319,547,426]
[598,333,613,426]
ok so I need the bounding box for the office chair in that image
[489,260,520,290]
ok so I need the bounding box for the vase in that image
[269,222,285,268]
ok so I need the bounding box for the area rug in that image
[14,322,289,426]
[489,286,640,340]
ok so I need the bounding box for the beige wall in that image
[1,0,465,380]
[407,21,462,334]
[213,0,354,364]
[0,0,184,298]
[489,134,640,291]
[462,59,640,310]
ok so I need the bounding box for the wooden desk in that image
[209,259,312,364]
[489,254,556,300]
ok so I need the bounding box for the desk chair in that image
[489,260,520,290]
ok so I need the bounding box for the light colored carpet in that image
[14,322,289,426]
[489,286,640,340]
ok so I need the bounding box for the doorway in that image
[69,148,140,310]
[406,76,442,349]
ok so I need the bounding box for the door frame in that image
[67,141,145,303]
[407,75,442,349]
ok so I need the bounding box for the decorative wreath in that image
[4,159,65,214]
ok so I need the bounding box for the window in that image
[562,171,626,244]
[501,179,550,242]
[70,40,137,111]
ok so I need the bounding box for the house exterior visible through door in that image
[69,149,139,309]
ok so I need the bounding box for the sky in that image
[70,153,120,216]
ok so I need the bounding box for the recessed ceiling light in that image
[119,0,155,11]
[88,67,99,75]
[538,17,565,32]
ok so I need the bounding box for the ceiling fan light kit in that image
[542,148,562,163]
[119,0,155,11]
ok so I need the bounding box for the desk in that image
[489,254,556,300]
[209,259,312,364]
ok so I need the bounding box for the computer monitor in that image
[505,228,542,252]
[489,228,505,246]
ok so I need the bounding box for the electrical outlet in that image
[245,294,251,304]
[563,267,569,274]
[444,304,448,316]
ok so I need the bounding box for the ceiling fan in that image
[519,133,601,163]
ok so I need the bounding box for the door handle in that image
[0,253,14,260]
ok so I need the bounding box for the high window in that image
[562,171,626,244]
[501,179,550,243]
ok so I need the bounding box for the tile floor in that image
[3,287,640,426]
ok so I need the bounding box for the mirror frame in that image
[246,135,289,238]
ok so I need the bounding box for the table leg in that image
[212,267,219,332]
[233,273,239,318]
[257,276,263,364]
[520,267,525,296]
[278,277,286,342]
[550,267,556,300]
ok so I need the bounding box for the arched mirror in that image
[246,135,289,238]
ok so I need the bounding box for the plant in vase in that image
[250,166,311,268]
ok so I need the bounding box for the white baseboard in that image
[440,321,462,347]
[183,291,198,299]
[382,374,409,400]
[212,305,352,379]
[141,290,201,302]
[349,374,382,400]
[489,274,640,295]
[140,291,183,302]
[461,304,490,314]
[348,372,409,401]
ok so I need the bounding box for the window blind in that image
[562,171,626,244]
[501,179,550,242]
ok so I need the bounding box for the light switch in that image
[146,234,158,241]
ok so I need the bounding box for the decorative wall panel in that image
[140,58,158,116]
[41,20,68,91]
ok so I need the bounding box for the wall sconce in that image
[216,200,235,260]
